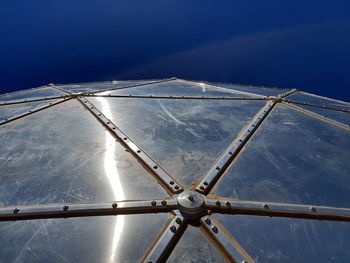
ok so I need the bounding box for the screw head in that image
[205,218,211,225]
[211,225,218,233]
[215,201,221,206]
[63,205,69,211]
[310,206,316,212]
[188,195,194,201]
[169,181,174,185]
[151,201,157,206]
[13,208,19,214]
[263,203,269,209]
[225,201,231,207]
[161,200,167,206]
[199,186,205,190]
[170,225,177,233]
[174,185,179,190]
[112,203,118,209]
[176,218,182,225]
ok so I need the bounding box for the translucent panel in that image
[0,99,61,123]
[0,213,168,262]
[0,88,66,103]
[300,104,350,126]
[213,104,350,208]
[203,82,290,97]
[103,80,255,98]
[287,92,350,110]
[0,99,167,206]
[214,214,350,263]
[168,225,226,263]
[58,80,157,93]
[89,97,265,187]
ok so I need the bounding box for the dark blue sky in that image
[0,1,350,101]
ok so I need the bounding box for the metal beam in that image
[0,199,178,221]
[77,96,184,194]
[0,98,71,126]
[205,198,350,222]
[142,214,187,263]
[195,101,276,194]
[284,99,350,113]
[276,88,298,98]
[0,95,70,107]
[200,216,254,263]
[84,94,267,101]
[284,102,350,131]
[300,91,350,107]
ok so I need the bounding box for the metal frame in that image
[0,78,349,263]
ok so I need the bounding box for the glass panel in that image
[0,99,62,123]
[103,79,255,97]
[214,214,350,263]
[213,104,350,208]
[0,88,66,103]
[58,80,157,93]
[299,104,350,126]
[89,97,265,188]
[287,92,350,111]
[0,99,167,206]
[201,81,290,97]
[0,213,169,262]
[168,225,226,263]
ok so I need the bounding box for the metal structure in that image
[0,78,349,262]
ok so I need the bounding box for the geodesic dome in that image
[0,78,349,262]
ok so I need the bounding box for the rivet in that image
[247,129,251,133]
[123,137,127,140]
[153,165,158,169]
[107,122,110,124]
[226,201,231,207]
[239,139,243,143]
[161,200,167,206]
[112,203,118,209]
[203,181,208,186]
[211,225,218,233]
[112,127,116,130]
[216,166,220,171]
[63,205,69,211]
[169,181,174,185]
[229,151,233,155]
[176,218,182,224]
[263,203,269,209]
[174,185,179,190]
[90,107,94,109]
[170,225,177,233]
[215,200,221,206]
[205,218,211,225]
[13,208,19,214]
[310,206,316,212]
[137,150,141,153]
[188,195,194,201]
[98,114,101,116]
[199,186,205,190]
[151,201,157,206]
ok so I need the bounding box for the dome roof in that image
[0,78,349,262]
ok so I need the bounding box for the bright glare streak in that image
[198,82,206,92]
[96,96,125,262]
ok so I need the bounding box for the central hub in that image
[177,191,205,217]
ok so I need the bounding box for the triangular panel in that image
[0,87,66,103]
[102,79,259,98]
[0,99,63,124]
[57,80,158,94]
[0,213,169,262]
[213,214,350,263]
[212,103,350,208]
[0,99,168,206]
[89,97,265,187]
[167,225,226,263]
[287,92,350,111]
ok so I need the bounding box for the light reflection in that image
[199,82,206,92]
[97,94,125,262]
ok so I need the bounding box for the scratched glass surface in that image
[101,79,257,98]
[0,213,169,262]
[0,99,62,123]
[167,225,226,263]
[214,214,350,263]
[201,81,290,97]
[89,97,265,188]
[57,80,157,94]
[0,87,66,103]
[287,92,350,111]
[213,104,350,208]
[295,104,350,126]
[0,99,167,206]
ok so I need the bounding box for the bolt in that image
[13,208,19,214]
[215,201,221,206]
[225,201,231,207]
[211,225,218,233]
[169,180,174,185]
[161,200,167,206]
[263,203,269,209]
[174,185,179,190]
[205,218,211,225]
[188,195,194,201]
[170,225,177,233]
[112,203,118,209]
[176,218,182,225]
[199,186,205,190]
[63,205,69,211]
[310,206,316,212]
[151,201,157,206]
[203,181,208,186]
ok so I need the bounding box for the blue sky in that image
[0,1,349,101]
